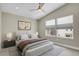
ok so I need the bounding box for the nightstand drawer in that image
[3,40,16,48]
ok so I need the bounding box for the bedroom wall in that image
[0,10,2,50]
[37,4,79,48]
[2,12,37,42]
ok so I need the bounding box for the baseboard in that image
[54,42,79,51]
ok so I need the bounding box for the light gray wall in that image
[2,12,37,42]
[0,10,2,49]
[37,4,79,48]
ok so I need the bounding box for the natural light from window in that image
[45,19,55,26]
[57,15,73,25]
[45,15,73,39]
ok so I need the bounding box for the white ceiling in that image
[0,3,65,20]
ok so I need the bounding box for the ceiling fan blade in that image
[40,9,45,12]
[39,3,44,8]
[37,3,44,9]
[30,3,45,12]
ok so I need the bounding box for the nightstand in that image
[3,40,16,48]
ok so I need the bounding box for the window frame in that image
[45,15,74,40]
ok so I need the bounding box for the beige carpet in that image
[0,45,79,56]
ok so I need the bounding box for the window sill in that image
[57,37,73,40]
[45,35,73,40]
[45,35,56,38]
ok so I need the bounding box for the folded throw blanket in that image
[17,38,46,52]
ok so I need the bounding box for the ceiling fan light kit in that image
[38,9,42,12]
[30,3,44,12]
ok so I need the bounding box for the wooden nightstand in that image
[3,40,16,48]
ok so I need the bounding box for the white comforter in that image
[22,40,54,56]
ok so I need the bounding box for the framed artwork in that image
[18,20,31,30]
[25,22,31,30]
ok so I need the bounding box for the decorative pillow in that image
[20,33,29,40]
[31,33,38,39]
[16,35,21,40]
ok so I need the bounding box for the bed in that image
[16,32,54,56]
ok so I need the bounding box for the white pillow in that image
[31,34,38,39]
[21,34,29,40]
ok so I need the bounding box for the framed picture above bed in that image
[18,20,31,30]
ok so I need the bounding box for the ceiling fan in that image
[30,3,44,12]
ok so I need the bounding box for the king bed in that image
[16,33,54,56]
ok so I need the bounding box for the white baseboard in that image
[54,42,79,51]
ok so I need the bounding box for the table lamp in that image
[36,32,38,36]
[6,32,13,41]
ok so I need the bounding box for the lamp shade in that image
[36,32,38,35]
[6,32,13,39]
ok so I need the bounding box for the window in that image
[45,29,56,37]
[45,15,73,39]
[45,19,55,26]
[56,15,73,39]
[57,15,73,25]
[45,19,56,37]
[57,29,73,39]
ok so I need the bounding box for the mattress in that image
[22,40,53,56]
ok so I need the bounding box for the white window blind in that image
[45,19,55,26]
[57,15,73,25]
